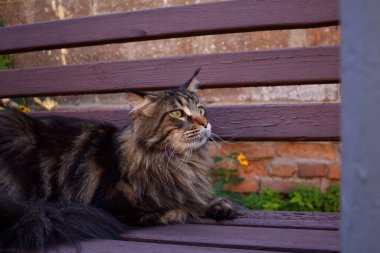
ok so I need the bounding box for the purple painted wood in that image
[50,210,340,252]
[207,103,340,141]
[0,1,341,252]
[0,46,339,98]
[31,103,340,141]
[121,224,340,252]
[191,210,339,230]
[0,0,339,54]
[52,239,279,253]
[32,109,132,129]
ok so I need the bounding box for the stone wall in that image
[0,0,341,192]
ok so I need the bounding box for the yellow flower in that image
[17,105,30,113]
[237,153,249,166]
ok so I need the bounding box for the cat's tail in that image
[0,194,126,253]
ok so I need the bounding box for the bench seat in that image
[0,0,341,252]
[55,210,340,253]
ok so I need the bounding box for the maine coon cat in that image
[0,69,236,252]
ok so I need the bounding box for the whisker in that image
[210,132,232,144]
[209,129,245,143]
[209,136,229,156]
[164,139,182,172]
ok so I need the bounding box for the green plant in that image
[244,188,285,211]
[287,185,324,211]
[0,19,12,70]
[323,185,340,211]
[260,189,285,210]
[212,167,245,205]
[242,185,340,212]
[242,192,260,209]
[212,154,246,205]
[0,55,12,70]
[212,154,340,212]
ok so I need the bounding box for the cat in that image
[0,69,236,252]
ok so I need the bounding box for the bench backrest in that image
[0,0,340,141]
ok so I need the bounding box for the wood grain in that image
[191,210,339,230]
[0,46,339,98]
[31,103,340,141]
[51,210,340,252]
[52,239,277,253]
[207,103,340,141]
[122,224,340,252]
[0,0,339,54]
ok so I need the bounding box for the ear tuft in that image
[180,67,202,91]
[126,89,157,112]
[127,89,150,97]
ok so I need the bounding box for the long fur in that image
[0,195,125,252]
[0,75,236,252]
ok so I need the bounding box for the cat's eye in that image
[169,110,184,118]
[197,106,205,115]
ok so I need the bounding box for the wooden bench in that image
[0,0,340,252]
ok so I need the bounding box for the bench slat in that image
[0,0,338,54]
[52,239,278,253]
[0,46,339,98]
[31,103,340,141]
[208,103,340,140]
[191,210,339,230]
[122,224,340,252]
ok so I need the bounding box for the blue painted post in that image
[341,0,380,252]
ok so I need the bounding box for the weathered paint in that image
[341,0,380,252]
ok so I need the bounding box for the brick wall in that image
[0,0,341,193]
[210,141,340,193]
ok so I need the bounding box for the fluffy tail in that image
[0,195,126,252]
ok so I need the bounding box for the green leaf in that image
[287,185,324,211]
[228,176,244,184]
[212,178,226,194]
[213,156,223,163]
[214,167,228,174]
[243,192,261,209]
[229,169,239,173]
[0,55,12,70]
[228,152,238,159]
[323,185,340,211]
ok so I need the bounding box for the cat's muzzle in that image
[184,123,211,148]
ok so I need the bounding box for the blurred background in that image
[0,0,340,211]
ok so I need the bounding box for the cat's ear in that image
[126,89,158,111]
[180,67,201,92]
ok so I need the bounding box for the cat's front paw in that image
[137,212,162,226]
[159,209,187,225]
[206,198,237,220]
[136,209,187,226]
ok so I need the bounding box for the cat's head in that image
[128,68,211,153]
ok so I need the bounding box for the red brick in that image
[275,142,339,161]
[269,160,297,178]
[226,176,259,193]
[328,163,341,179]
[218,142,275,160]
[298,163,327,178]
[212,158,236,172]
[260,178,319,192]
[207,143,220,157]
[320,178,331,193]
[240,160,268,176]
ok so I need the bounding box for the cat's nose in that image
[193,115,208,128]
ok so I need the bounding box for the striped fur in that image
[0,73,236,252]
